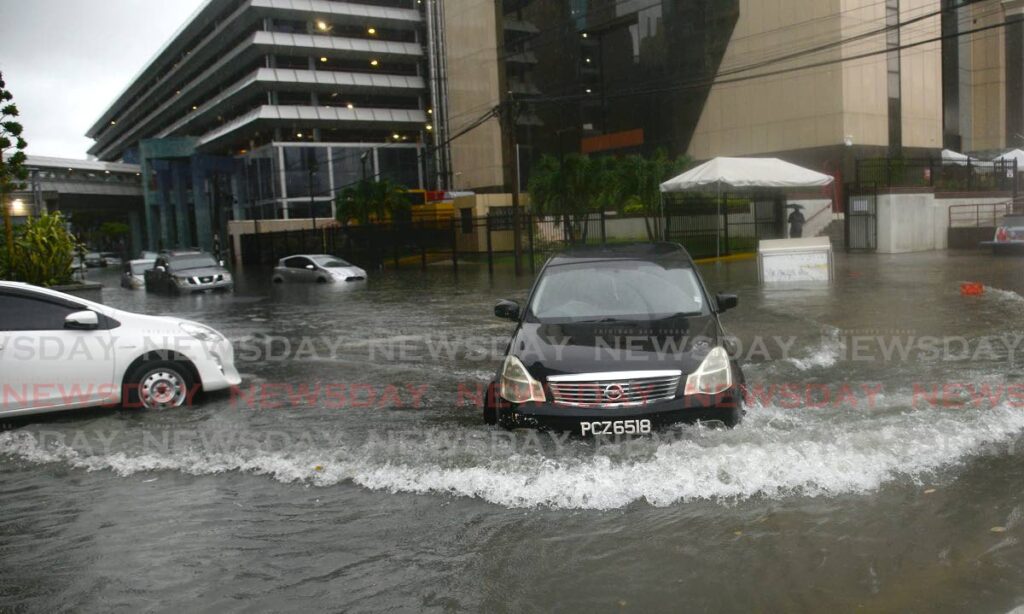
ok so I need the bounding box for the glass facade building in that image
[87,0,442,252]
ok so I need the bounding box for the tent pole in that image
[716,182,721,259]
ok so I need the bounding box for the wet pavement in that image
[2,250,1024,611]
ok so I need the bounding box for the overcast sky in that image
[0,0,206,160]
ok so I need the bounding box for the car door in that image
[285,257,315,282]
[0,290,117,413]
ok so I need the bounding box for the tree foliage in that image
[335,178,410,226]
[527,150,692,240]
[0,72,28,279]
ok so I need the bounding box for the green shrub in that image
[0,212,81,286]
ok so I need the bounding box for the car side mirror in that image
[305,264,316,270]
[494,299,521,321]
[65,310,99,330]
[156,265,166,273]
[715,293,739,314]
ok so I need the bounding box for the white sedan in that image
[272,254,367,284]
[0,281,241,418]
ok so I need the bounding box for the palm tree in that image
[616,150,691,240]
[529,154,609,242]
[335,178,409,226]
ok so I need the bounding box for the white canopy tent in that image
[659,157,834,257]
[941,149,977,166]
[993,149,1024,168]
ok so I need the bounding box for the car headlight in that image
[499,355,547,404]
[174,276,191,286]
[684,346,733,395]
[180,321,226,344]
[221,272,233,282]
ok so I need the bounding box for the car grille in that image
[547,370,682,408]
[188,274,222,285]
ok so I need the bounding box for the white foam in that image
[3,401,1024,510]
[788,328,842,371]
[985,286,1024,304]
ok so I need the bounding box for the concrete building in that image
[87,0,444,252]
[4,156,145,253]
[443,0,1024,193]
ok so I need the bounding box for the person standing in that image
[788,206,806,238]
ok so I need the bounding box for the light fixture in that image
[331,92,338,98]
[426,124,433,131]
[370,59,379,67]
[585,88,592,93]
[297,132,304,138]
[320,56,328,63]
[427,108,433,114]
[105,170,111,174]
[392,133,400,139]
[176,90,181,95]
[110,120,116,125]
[347,103,355,109]
[367,27,377,35]
[582,32,588,38]
[192,105,198,110]
[9,199,26,215]
[586,58,592,63]
[316,20,329,31]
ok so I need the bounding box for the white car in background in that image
[984,214,1024,255]
[0,281,241,418]
[121,258,155,289]
[271,254,367,284]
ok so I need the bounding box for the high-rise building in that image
[443,0,1024,192]
[87,0,445,252]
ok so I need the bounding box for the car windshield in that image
[130,262,152,274]
[313,257,353,268]
[171,255,218,270]
[528,259,707,323]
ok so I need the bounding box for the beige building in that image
[443,0,1024,193]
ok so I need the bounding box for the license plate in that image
[580,419,652,436]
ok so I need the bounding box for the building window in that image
[460,208,473,234]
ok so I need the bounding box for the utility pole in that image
[307,148,318,232]
[504,92,523,276]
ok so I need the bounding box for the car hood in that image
[510,315,721,381]
[172,266,228,278]
[328,267,366,278]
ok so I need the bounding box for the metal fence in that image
[236,203,780,273]
[855,158,1019,193]
[947,200,1016,249]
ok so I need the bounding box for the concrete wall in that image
[689,0,846,159]
[875,191,1011,253]
[442,0,506,191]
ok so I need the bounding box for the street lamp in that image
[9,199,26,216]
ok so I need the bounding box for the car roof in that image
[278,254,337,262]
[546,242,694,267]
[163,250,209,258]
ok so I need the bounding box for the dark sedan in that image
[486,243,745,434]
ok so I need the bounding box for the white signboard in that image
[758,237,833,283]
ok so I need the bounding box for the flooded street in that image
[3,251,1024,612]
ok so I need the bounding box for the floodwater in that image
[3,251,1024,612]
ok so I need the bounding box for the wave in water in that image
[3,401,1024,510]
